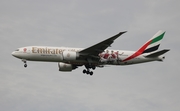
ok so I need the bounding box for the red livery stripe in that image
[123,40,152,62]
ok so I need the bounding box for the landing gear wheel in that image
[83,69,86,74]
[86,70,90,74]
[92,66,96,70]
[90,71,93,76]
[24,64,27,68]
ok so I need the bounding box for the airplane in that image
[12,30,169,76]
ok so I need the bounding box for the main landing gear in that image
[83,69,93,75]
[22,59,27,68]
[82,65,96,76]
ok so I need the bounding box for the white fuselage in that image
[12,46,163,66]
[11,31,169,75]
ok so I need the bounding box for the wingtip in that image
[124,31,128,33]
[165,49,170,52]
[120,31,127,34]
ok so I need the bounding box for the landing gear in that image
[83,69,93,76]
[24,64,27,67]
[82,64,95,76]
[83,69,86,74]
[22,59,27,68]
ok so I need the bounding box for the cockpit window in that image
[15,49,19,51]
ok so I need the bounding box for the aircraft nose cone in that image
[12,51,15,56]
[12,51,17,57]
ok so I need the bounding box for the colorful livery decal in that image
[99,50,122,64]
[123,30,165,62]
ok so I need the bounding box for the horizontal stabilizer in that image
[145,49,170,58]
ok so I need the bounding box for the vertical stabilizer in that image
[142,30,165,53]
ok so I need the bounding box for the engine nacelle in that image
[58,62,76,72]
[62,51,79,61]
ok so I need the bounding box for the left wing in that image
[79,31,127,58]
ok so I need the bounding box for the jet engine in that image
[62,51,79,61]
[58,62,77,71]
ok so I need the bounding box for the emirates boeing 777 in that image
[12,30,169,75]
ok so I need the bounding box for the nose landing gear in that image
[24,64,27,67]
[22,59,27,68]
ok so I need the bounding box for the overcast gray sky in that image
[0,0,180,111]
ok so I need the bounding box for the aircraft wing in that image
[79,31,127,58]
[145,49,170,58]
